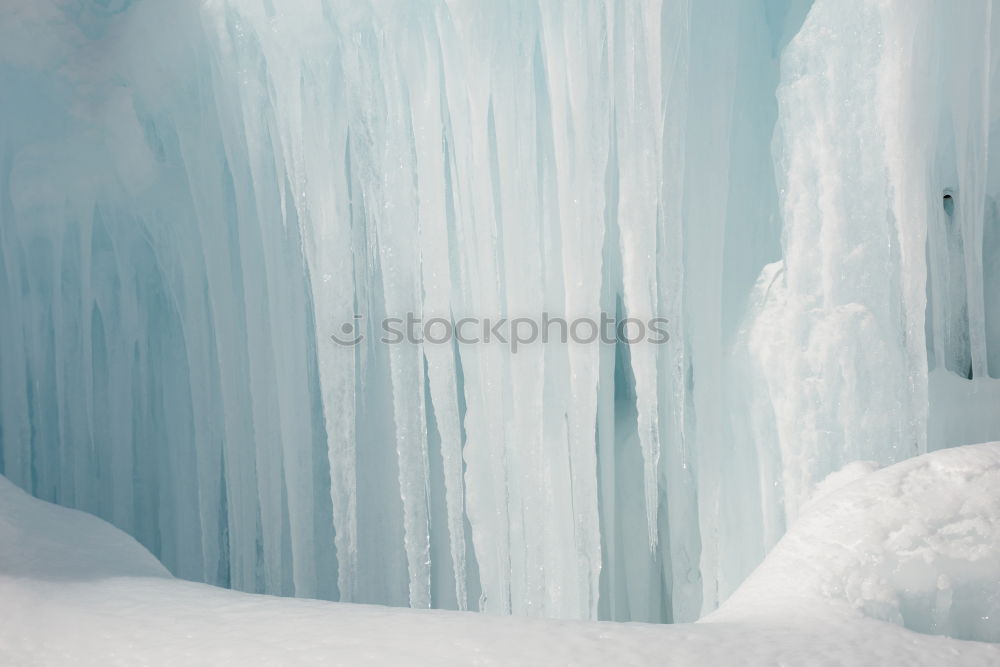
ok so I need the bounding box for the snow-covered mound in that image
[3,445,1000,666]
[715,443,1000,643]
[0,471,169,582]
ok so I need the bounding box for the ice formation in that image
[1,0,999,634]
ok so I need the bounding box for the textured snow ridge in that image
[3,446,1000,666]
[716,443,1000,643]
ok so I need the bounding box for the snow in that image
[3,444,1000,665]
[715,443,1000,643]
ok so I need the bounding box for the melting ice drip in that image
[1,0,999,631]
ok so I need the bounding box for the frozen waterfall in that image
[1,0,999,626]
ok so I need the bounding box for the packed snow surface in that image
[3,444,1000,666]
[714,443,1000,643]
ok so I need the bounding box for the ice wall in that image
[0,0,998,627]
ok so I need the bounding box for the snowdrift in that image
[2,444,999,666]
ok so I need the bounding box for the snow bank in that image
[716,443,1000,643]
[0,471,167,582]
[3,445,999,665]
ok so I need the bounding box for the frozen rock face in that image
[716,443,1000,643]
[0,0,999,630]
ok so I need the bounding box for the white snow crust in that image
[3,444,1000,666]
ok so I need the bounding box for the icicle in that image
[538,0,611,618]
[612,0,664,550]
[437,0,513,615]
[403,10,469,610]
[336,4,434,607]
